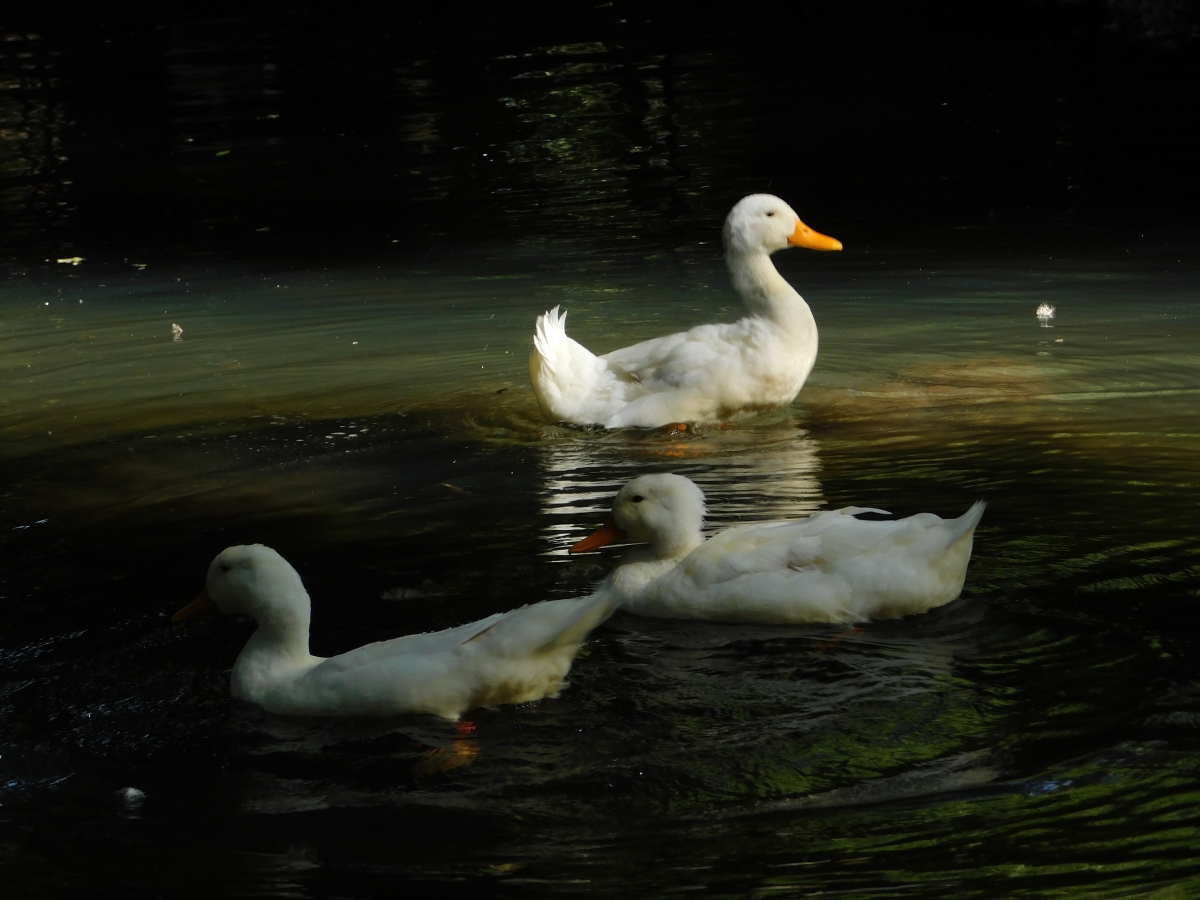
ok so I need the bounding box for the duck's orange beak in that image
[569,516,627,554]
[788,218,842,251]
[173,585,215,622]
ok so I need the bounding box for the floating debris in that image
[381,581,440,602]
[171,323,183,341]
[484,863,524,876]
[56,256,84,266]
[117,787,145,808]
[1036,303,1056,326]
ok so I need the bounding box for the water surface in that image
[3,247,1200,897]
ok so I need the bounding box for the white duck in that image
[570,474,985,625]
[173,544,619,719]
[529,194,842,428]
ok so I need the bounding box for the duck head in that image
[722,193,842,257]
[173,544,310,634]
[571,473,706,560]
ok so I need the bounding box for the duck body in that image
[529,194,841,428]
[572,474,985,625]
[532,306,815,428]
[176,545,618,720]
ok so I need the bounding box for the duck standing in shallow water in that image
[173,545,619,719]
[529,194,842,429]
[570,474,985,625]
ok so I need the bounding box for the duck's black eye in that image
[632,495,644,503]
[766,211,775,217]
[221,565,230,573]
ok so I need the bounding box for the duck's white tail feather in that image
[463,589,621,658]
[535,589,623,654]
[529,306,627,425]
[532,305,571,371]
[445,591,620,715]
[942,501,986,549]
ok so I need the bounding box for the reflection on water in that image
[2,253,1200,896]
[0,33,70,247]
[538,421,823,556]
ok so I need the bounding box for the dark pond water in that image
[3,3,1200,898]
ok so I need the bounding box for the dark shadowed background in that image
[2,0,1198,263]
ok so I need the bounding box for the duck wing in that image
[311,612,508,674]
[295,591,621,719]
[599,318,796,427]
[633,503,985,624]
[602,319,764,392]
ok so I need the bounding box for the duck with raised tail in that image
[570,474,986,625]
[173,545,619,719]
[529,194,842,429]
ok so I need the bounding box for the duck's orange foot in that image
[412,720,480,777]
[813,626,865,654]
[412,738,481,777]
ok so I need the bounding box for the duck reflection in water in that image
[538,414,825,560]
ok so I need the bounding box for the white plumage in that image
[174,545,618,719]
[529,194,842,428]
[571,474,986,625]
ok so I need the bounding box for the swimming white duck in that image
[570,474,985,625]
[529,193,842,428]
[173,544,619,719]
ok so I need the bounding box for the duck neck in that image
[652,525,705,562]
[727,248,814,333]
[243,593,313,664]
